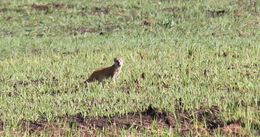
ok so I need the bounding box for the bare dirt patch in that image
[63,105,175,130]
[196,105,224,129]
[0,105,245,136]
[65,105,244,136]
[19,105,175,136]
[221,120,242,135]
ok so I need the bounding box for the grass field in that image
[0,0,259,136]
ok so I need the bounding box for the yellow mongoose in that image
[85,58,123,83]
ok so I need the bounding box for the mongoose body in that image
[85,58,123,83]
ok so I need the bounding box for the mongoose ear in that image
[114,58,117,62]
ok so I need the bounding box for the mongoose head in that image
[114,58,123,68]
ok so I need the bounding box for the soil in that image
[1,105,244,136]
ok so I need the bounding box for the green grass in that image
[0,0,259,136]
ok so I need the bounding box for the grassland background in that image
[0,0,259,136]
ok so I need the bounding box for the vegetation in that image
[0,0,259,136]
